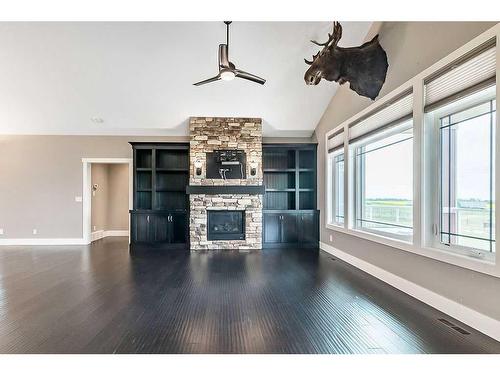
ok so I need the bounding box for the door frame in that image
[82,158,133,245]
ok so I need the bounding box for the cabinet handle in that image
[147,215,150,223]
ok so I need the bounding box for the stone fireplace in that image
[188,117,263,250]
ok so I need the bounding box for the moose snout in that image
[304,71,322,85]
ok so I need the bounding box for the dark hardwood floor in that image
[0,237,498,354]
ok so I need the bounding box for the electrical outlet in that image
[93,225,96,231]
[0,228,4,235]
[32,229,37,235]
[329,234,333,242]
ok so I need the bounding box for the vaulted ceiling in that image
[0,22,372,137]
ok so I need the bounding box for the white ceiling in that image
[0,22,372,137]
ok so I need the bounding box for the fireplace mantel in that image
[186,185,265,195]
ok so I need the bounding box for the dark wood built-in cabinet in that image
[130,142,318,251]
[130,143,189,251]
[262,144,319,248]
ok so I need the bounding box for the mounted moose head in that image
[304,22,388,100]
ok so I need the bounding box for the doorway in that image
[82,158,133,244]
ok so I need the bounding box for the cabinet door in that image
[263,213,281,243]
[169,213,188,244]
[153,214,170,243]
[298,213,318,244]
[281,213,298,243]
[132,213,154,242]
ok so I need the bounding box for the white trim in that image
[91,230,129,242]
[82,158,133,245]
[105,230,129,237]
[91,230,105,242]
[81,157,133,164]
[327,224,499,277]
[319,241,500,343]
[0,238,86,246]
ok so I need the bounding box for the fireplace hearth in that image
[207,210,246,241]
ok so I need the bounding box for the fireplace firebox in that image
[207,210,246,241]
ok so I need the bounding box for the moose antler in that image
[309,22,343,61]
[304,52,319,65]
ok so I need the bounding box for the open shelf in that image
[263,144,317,212]
[156,171,189,191]
[264,172,295,190]
[136,171,152,190]
[156,191,189,210]
[136,149,152,169]
[155,168,189,172]
[299,171,314,189]
[298,149,315,169]
[299,191,315,210]
[136,191,152,210]
[264,191,296,210]
[156,149,189,170]
[263,168,296,172]
[263,149,295,170]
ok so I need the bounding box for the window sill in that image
[325,224,499,278]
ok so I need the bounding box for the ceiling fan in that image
[193,21,266,86]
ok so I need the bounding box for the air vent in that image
[438,318,470,335]
[452,326,471,335]
[438,318,454,326]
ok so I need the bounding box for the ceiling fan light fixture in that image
[193,21,265,86]
[220,69,235,81]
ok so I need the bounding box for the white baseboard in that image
[91,230,105,242]
[91,230,129,242]
[319,241,500,342]
[0,238,86,246]
[105,230,129,237]
[0,230,128,246]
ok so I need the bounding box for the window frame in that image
[429,93,496,262]
[327,147,345,228]
[323,24,500,278]
[351,122,414,243]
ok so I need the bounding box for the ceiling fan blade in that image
[193,75,221,86]
[234,69,266,85]
[218,44,230,69]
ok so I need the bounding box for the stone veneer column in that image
[189,117,263,250]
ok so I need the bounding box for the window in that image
[324,30,498,275]
[328,151,344,225]
[352,122,413,241]
[437,95,496,255]
[327,127,345,226]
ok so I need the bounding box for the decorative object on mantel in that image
[193,21,266,86]
[304,22,388,100]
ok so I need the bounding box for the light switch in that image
[0,228,4,235]
[75,196,83,202]
[33,229,38,235]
